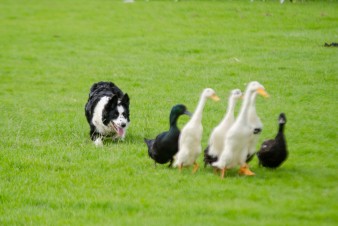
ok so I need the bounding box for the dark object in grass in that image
[246,152,255,163]
[144,104,191,167]
[324,42,338,47]
[257,113,288,168]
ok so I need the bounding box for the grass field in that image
[1,0,338,225]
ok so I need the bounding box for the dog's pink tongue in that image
[118,127,124,137]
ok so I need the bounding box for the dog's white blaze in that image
[92,96,113,134]
[113,105,129,139]
[115,106,128,126]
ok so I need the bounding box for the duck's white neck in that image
[191,93,208,123]
[248,92,257,116]
[227,96,238,117]
[219,95,237,124]
[237,89,254,124]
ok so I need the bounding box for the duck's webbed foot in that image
[238,164,255,176]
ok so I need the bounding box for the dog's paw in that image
[94,138,103,147]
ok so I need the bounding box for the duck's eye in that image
[254,128,262,134]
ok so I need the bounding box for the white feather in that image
[174,88,219,168]
[208,89,242,158]
[212,81,268,172]
[247,92,263,157]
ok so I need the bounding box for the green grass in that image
[1,0,338,225]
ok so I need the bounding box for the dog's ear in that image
[107,95,118,110]
[103,95,117,114]
[121,93,130,106]
[90,82,98,93]
[102,95,118,124]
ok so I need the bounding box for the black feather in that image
[257,113,288,168]
[144,104,191,167]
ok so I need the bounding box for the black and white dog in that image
[85,81,130,146]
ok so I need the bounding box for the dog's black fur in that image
[85,81,130,146]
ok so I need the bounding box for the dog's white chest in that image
[92,97,113,135]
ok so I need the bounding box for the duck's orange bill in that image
[257,88,269,98]
[211,94,220,101]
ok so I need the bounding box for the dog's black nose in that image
[121,123,126,128]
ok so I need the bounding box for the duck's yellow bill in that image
[211,94,220,101]
[257,88,269,98]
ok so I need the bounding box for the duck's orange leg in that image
[192,162,199,173]
[238,163,255,176]
[178,163,183,173]
[220,168,226,179]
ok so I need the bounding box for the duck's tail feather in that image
[144,138,155,158]
[143,138,152,146]
[246,152,256,163]
[203,145,218,167]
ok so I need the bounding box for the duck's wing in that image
[152,131,169,149]
[258,139,275,154]
[257,139,280,163]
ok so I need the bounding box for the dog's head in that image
[103,94,130,139]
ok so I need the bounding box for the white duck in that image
[174,88,220,173]
[246,91,264,163]
[212,81,269,178]
[204,89,242,167]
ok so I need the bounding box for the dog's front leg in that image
[94,137,103,147]
[92,132,103,147]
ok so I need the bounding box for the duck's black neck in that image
[276,123,285,138]
[169,113,180,129]
[279,123,285,132]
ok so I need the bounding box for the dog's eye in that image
[114,111,119,117]
[123,112,127,117]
